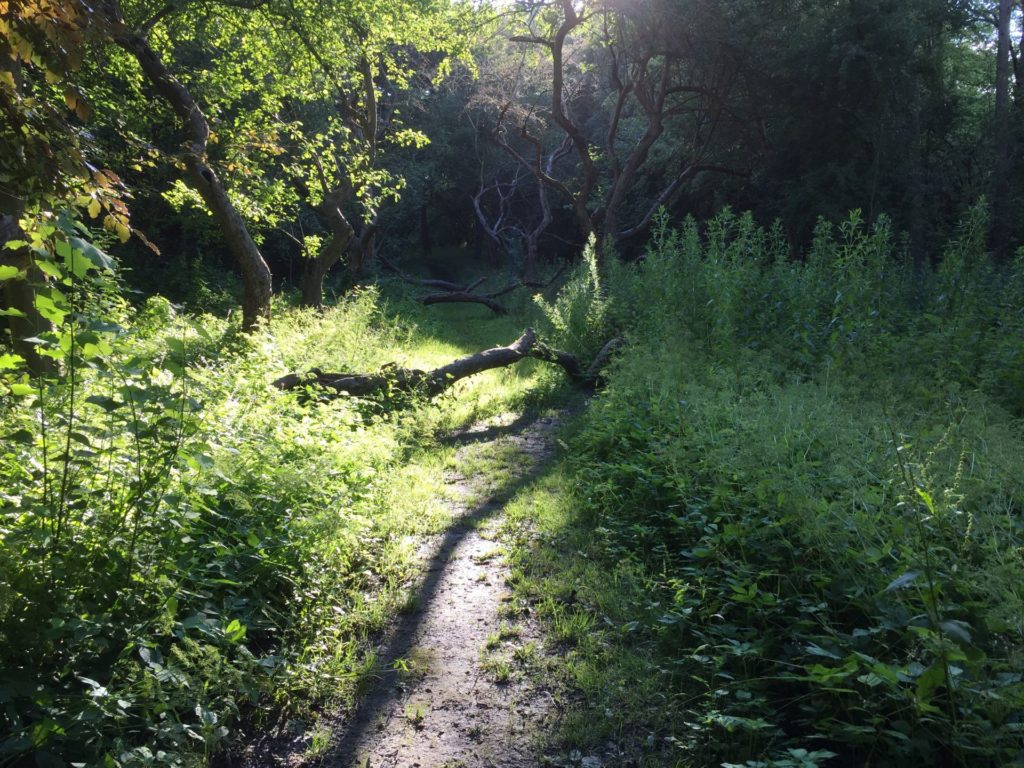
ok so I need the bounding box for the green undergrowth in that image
[504,210,1024,767]
[0,271,557,766]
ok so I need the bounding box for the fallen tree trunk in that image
[272,328,622,400]
[419,291,509,315]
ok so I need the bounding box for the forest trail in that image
[320,411,562,767]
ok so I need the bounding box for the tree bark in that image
[300,192,356,308]
[419,203,433,256]
[272,328,621,400]
[348,226,377,283]
[103,4,273,329]
[991,0,1013,257]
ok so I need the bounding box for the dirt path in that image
[321,412,561,768]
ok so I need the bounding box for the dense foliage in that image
[3,0,1024,765]
[510,208,1024,765]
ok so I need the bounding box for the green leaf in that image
[0,265,24,280]
[805,643,841,659]
[85,395,122,412]
[34,293,66,324]
[914,488,936,514]
[68,237,113,272]
[138,646,163,669]
[915,661,946,708]
[4,428,34,444]
[0,353,25,370]
[35,259,63,279]
[939,619,973,645]
[224,619,247,643]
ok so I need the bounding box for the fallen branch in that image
[379,254,481,293]
[585,336,625,382]
[421,263,570,312]
[419,291,509,315]
[272,328,622,400]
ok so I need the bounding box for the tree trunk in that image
[522,240,539,286]
[991,0,1013,257]
[419,203,433,256]
[300,243,344,308]
[106,8,273,329]
[1,212,57,375]
[300,193,356,308]
[349,227,376,283]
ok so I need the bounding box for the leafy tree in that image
[95,0,274,329]
[1,0,133,372]
[89,0,474,310]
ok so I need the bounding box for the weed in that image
[480,652,513,683]
[512,641,539,665]
[404,702,428,728]
[304,727,333,759]
[0,272,556,765]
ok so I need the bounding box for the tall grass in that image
[523,205,1024,766]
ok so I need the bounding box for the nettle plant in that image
[0,212,220,761]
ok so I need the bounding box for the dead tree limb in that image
[419,291,509,315]
[420,263,569,312]
[379,254,488,294]
[585,337,625,382]
[272,328,622,400]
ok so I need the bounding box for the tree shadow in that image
[439,409,540,447]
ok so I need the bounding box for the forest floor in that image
[279,409,567,767]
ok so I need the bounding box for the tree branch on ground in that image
[272,327,623,399]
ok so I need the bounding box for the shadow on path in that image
[439,410,540,447]
[319,415,560,767]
